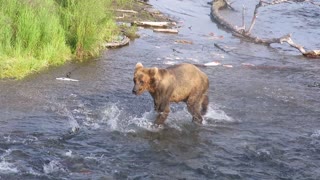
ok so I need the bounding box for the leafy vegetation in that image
[0,0,130,79]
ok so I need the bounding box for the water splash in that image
[59,105,80,133]
[65,150,73,157]
[0,149,18,174]
[102,103,157,132]
[204,104,234,124]
[0,161,18,174]
[129,111,162,132]
[43,160,67,174]
[56,104,80,140]
[311,130,320,138]
[103,103,122,130]
[100,103,234,133]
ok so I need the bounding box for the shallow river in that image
[0,0,320,179]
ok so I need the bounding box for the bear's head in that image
[132,62,159,95]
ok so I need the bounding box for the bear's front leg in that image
[152,87,173,125]
[154,103,170,125]
[153,100,160,112]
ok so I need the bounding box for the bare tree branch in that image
[241,5,246,30]
[211,0,320,58]
[281,35,320,58]
[246,1,262,34]
[280,34,306,54]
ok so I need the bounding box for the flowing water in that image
[0,0,320,179]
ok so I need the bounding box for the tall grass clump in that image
[0,0,70,79]
[115,0,134,7]
[56,0,119,59]
[0,0,122,79]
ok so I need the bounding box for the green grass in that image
[114,0,134,7]
[57,0,120,59]
[0,0,125,79]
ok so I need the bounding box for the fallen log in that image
[132,21,172,28]
[115,9,138,14]
[211,0,320,58]
[153,28,179,34]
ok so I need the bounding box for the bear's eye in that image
[140,80,144,85]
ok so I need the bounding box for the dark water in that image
[0,0,320,179]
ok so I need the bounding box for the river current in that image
[0,0,319,179]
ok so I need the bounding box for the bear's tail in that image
[201,95,209,115]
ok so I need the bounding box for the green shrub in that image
[0,0,70,79]
[0,0,123,79]
[57,0,119,59]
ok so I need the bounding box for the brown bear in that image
[132,62,209,125]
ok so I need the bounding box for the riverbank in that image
[0,0,169,79]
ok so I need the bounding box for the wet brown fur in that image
[132,63,209,125]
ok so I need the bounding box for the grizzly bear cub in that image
[132,63,209,125]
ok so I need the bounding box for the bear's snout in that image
[132,88,137,95]
[132,85,140,95]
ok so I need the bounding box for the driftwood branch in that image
[211,0,320,58]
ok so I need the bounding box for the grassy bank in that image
[0,0,131,79]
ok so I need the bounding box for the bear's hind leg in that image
[186,96,203,124]
[201,94,209,116]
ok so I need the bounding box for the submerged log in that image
[211,0,320,58]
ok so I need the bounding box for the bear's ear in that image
[149,67,158,76]
[135,62,143,70]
